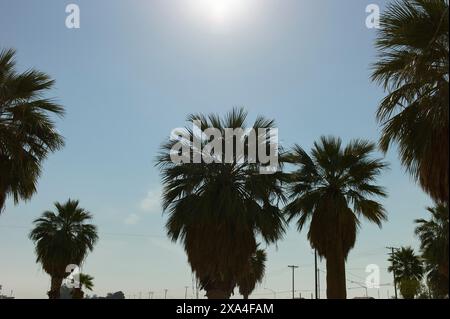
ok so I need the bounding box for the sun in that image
[187,0,253,30]
[210,1,232,24]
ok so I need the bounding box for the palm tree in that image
[29,199,98,299]
[71,273,94,299]
[425,263,449,298]
[388,247,424,299]
[372,0,449,203]
[415,204,449,278]
[285,136,388,299]
[0,48,64,212]
[156,108,286,299]
[237,245,267,299]
[415,204,449,297]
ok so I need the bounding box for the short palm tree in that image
[0,48,64,212]
[415,203,448,298]
[71,273,94,299]
[415,204,449,279]
[372,0,449,203]
[157,108,286,299]
[388,246,424,299]
[285,136,388,299]
[237,245,267,299]
[29,199,98,299]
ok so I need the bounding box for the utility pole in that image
[317,268,320,299]
[314,250,318,299]
[288,265,299,299]
[184,286,189,299]
[386,246,398,299]
[164,289,168,299]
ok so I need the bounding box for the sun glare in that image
[187,0,254,30]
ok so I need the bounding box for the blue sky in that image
[0,0,433,299]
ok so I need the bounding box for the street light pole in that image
[288,265,299,299]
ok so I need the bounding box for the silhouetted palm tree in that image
[237,245,266,299]
[157,108,285,299]
[285,136,388,299]
[415,204,449,296]
[29,200,98,299]
[388,247,424,299]
[0,49,64,212]
[372,0,449,203]
[72,273,94,299]
[425,263,449,298]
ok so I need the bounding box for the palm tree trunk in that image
[48,276,63,299]
[206,289,231,299]
[326,245,347,299]
[439,262,449,280]
[205,281,232,299]
[72,288,84,299]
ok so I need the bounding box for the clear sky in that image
[0,0,433,299]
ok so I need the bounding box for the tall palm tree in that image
[156,108,286,299]
[29,199,98,299]
[372,0,449,203]
[71,273,94,299]
[388,247,424,299]
[285,136,388,299]
[237,245,267,299]
[0,48,64,212]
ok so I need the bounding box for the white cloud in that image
[139,189,162,213]
[122,188,162,225]
[124,213,140,225]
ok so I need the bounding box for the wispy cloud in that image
[139,189,162,213]
[123,187,162,225]
[124,213,140,225]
